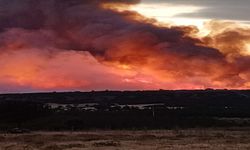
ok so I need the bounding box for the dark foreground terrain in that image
[1,129,250,150]
[1,90,250,149]
[1,90,250,130]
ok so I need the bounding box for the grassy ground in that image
[1,128,250,150]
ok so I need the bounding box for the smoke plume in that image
[0,0,249,92]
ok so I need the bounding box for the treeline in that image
[1,90,250,106]
[1,98,250,131]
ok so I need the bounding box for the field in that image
[1,128,250,150]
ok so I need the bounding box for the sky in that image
[142,0,250,21]
[132,0,250,32]
[0,0,250,93]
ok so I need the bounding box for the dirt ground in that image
[1,128,250,150]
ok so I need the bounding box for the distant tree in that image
[0,101,50,127]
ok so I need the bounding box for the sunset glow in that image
[130,3,207,28]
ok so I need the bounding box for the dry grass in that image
[1,128,250,149]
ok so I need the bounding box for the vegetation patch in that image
[93,140,121,147]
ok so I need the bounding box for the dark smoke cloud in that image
[0,0,223,58]
[0,0,250,92]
